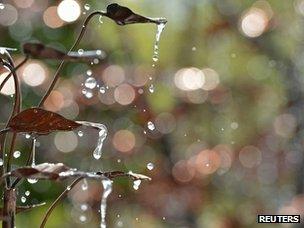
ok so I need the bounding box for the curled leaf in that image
[105,3,167,25]
[22,42,106,61]
[8,108,81,135]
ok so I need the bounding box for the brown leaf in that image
[105,3,167,25]
[22,42,106,61]
[8,108,81,135]
[9,163,73,180]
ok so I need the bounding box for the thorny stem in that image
[38,11,105,107]
[40,177,84,228]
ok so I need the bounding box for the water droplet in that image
[152,55,159,62]
[85,77,97,89]
[133,180,141,190]
[147,121,155,131]
[84,89,93,99]
[79,215,87,222]
[78,49,84,55]
[99,15,103,24]
[81,179,88,191]
[0,4,4,10]
[138,88,144,94]
[81,204,88,211]
[147,162,154,170]
[86,70,92,76]
[25,191,30,196]
[21,196,26,203]
[0,159,3,166]
[100,179,113,228]
[27,178,38,184]
[78,131,84,137]
[84,3,90,10]
[93,58,99,64]
[76,121,107,160]
[13,151,21,158]
[149,84,155,93]
[99,86,106,94]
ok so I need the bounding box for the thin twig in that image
[0,56,28,92]
[38,11,105,107]
[39,177,84,228]
[5,133,16,187]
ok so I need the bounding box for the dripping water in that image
[76,121,107,159]
[100,179,113,228]
[152,22,166,63]
[28,138,38,184]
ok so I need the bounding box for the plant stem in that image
[2,188,16,228]
[38,11,105,107]
[40,177,84,228]
[0,56,28,92]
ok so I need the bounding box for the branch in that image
[39,177,83,228]
[37,11,105,107]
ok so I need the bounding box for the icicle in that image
[76,121,108,159]
[100,179,113,228]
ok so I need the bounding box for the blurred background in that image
[0,0,303,227]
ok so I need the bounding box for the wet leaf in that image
[8,108,81,135]
[105,3,167,25]
[5,163,151,182]
[9,163,73,180]
[22,42,106,61]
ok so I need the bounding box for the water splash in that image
[152,22,166,63]
[100,179,113,228]
[27,138,38,184]
[76,121,108,159]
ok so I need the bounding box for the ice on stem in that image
[76,121,108,159]
[100,179,113,228]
